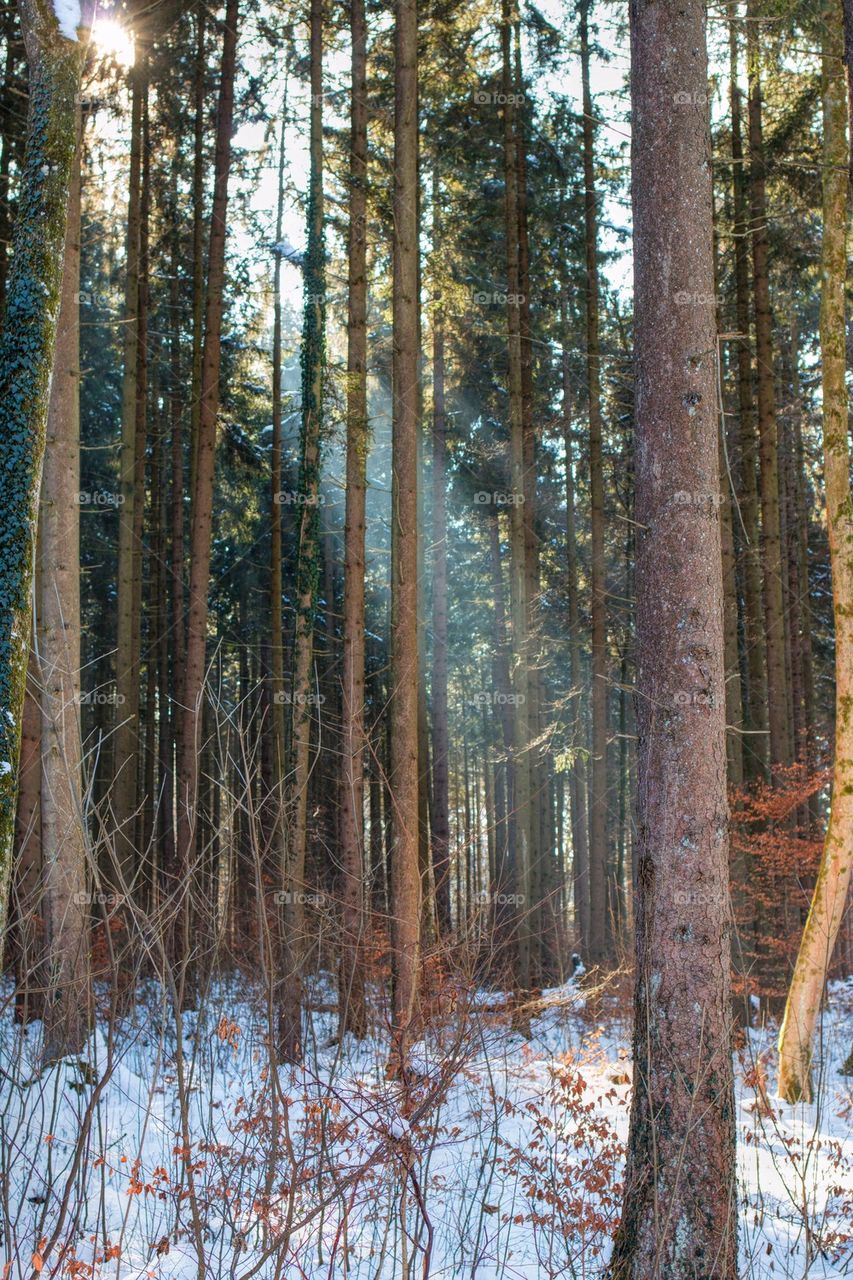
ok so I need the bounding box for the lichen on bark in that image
[0,0,83,943]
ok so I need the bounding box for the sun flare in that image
[89,13,134,68]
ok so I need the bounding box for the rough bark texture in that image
[560,277,590,949]
[40,112,90,1061]
[112,58,144,888]
[746,3,791,780]
[176,0,239,945]
[501,0,531,990]
[389,0,422,1066]
[0,0,82,947]
[580,0,609,966]
[339,0,368,1037]
[610,1,737,1274]
[279,0,325,1063]
[778,0,852,1105]
[729,14,767,782]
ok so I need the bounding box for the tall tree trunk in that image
[388,0,422,1070]
[501,0,531,991]
[279,0,325,1063]
[0,0,83,945]
[746,2,791,780]
[189,1,206,495]
[113,54,145,889]
[610,0,737,1272]
[176,0,240,965]
[560,233,590,952]
[730,11,767,782]
[778,0,853,1104]
[580,0,609,964]
[40,107,90,1061]
[430,166,452,939]
[339,0,368,1038]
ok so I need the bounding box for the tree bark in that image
[279,0,325,1063]
[40,102,90,1062]
[501,0,531,991]
[0,0,83,946]
[580,0,609,964]
[339,0,368,1038]
[746,2,791,780]
[176,0,240,959]
[112,55,145,889]
[729,12,767,783]
[610,0,737,1272]
[388,0,422,1070]
[778,0,852,1104]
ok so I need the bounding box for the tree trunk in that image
[746,2,791,780]
[176,0,240,961]
[430,167,452,939]
[729,12,767,782]
[501,0,531,991]
[778,0,852,1104]
[279,0,325,1063]
[339,0,368,1038]
[388,0,422,1070]
[610,0,737,1272]
[580,0,609,964]
[560,233,590,952]
[40,104,90,1061]
[0,0,83,946]
[113,55,145,890]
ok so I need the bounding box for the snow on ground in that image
[0,975,850,1279]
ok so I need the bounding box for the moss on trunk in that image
[0,0,82,945]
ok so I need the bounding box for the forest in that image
[0,0,851,1273]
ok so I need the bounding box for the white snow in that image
[0,974,850,1278]
[51,0,80,41]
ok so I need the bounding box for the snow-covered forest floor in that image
[1,974,851,1279]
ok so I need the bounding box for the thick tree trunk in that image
[388,0,422,1070]
[610,1,737,1273]
[430,167,452,939]
[729,12,767,782]
[113,56,145,889]
[176,0,239,959]
[580,0,609,964]
[339,0,368,1038]
[0,0,82,946]
[40,105,90,1062]
[501,0,531,991]
[778,0,853,1104]
[746,3,791,780]
[279,0,325,1063]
